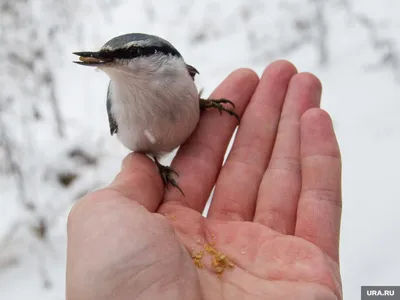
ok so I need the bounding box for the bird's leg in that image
[199,98,240,122]
[153,157,184,196]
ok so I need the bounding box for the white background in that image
[1,0,399,299]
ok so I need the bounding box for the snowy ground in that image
[1,0,400,299]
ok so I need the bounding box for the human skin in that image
[66,60,342,300]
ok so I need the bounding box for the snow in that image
[1,0,400,299]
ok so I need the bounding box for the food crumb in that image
[192,250,204,269]
[204,243,217,255]
[204,244,235,275]
[191,243,235,276]
[164,213,177,221]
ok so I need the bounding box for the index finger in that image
[161,68,259,212]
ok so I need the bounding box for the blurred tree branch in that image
[312,0,329,66]
[0,111,32,209]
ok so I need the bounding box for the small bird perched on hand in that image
[73,33,239,194]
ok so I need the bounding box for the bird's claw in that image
[153,158,184,196]
[213,98,236,109]
[161,167,184,196]
[200,98,240,122]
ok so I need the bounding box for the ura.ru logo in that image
[367,289,395,296]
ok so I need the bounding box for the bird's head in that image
[73,33,184,77]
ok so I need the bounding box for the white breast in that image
[102,55,200,156]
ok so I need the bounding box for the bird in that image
[73,33,239,195]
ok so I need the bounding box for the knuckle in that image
[302,187,342,209]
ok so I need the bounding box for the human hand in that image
[66,61,342,300]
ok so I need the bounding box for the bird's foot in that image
[153,157,184,196]
[199,98,240,122]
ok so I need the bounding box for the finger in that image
[161,68,259,212]
[67,154,171,298]
[107,152,164,212]
[295,108,342,262]
[207,60,298,221]
[254,73,322,234]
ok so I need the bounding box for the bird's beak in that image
[72,51,112,66]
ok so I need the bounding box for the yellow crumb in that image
[194,260,204,268]
[204,244,218,255]
[79,56,101,63]
[192,249,204,269]
[204,243,235,275]
[165,213,177,221]
[191,244,235,275]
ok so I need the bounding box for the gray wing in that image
[186,64,199,80]
[106,81,118,135]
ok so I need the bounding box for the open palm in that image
[67,61,342,300]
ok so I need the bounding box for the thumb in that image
[108,152,165,212]
[66,153,168,300]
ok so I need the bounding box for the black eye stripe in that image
[99,45,181,60]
